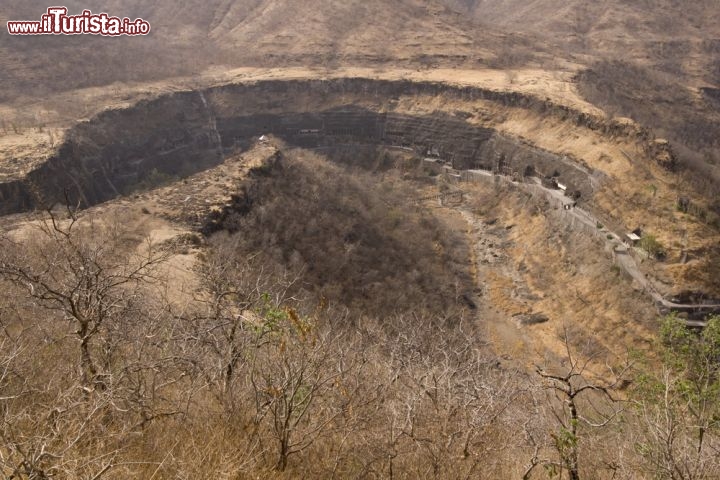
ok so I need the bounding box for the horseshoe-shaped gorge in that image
[1,78,717,321]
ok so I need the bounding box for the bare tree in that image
[246,304,362,472]
[174,234,301,409]
[0,208,187,478]
[354,312,529,479]
[0,289,115,478]
[0,208,168,387]
[529,327,630,480]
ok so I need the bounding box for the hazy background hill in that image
[0,0,532,99]
[3,0,718,88]
[443,0,720,178]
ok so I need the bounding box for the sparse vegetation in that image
[578,60,720,199]
[1,1,719,477]
[124,168,179,195]
[639,234,666,259]
[0,189,716,479]
[677,197,720,229]
[204,151,474,316]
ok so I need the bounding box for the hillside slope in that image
[0,0,525,100]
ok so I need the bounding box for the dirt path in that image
[458,169,720,325]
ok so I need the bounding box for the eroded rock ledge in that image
[0,78,674,215]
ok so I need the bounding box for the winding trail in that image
[451,168,720,326]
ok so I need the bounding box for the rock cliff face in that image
[0,78,671,215]
[0,92,222,213]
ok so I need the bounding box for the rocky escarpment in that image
[0,92,223,213]
[0,78,671,215]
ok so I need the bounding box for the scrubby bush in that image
[204,150,474,316]
[639,234,666,259]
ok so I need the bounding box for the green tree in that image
[633,314,720,479]
[638,234,665,259]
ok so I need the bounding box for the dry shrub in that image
[204,150,474,317]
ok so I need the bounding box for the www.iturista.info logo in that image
[7,7,151,36]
